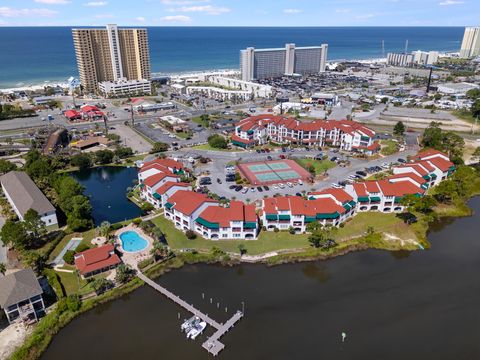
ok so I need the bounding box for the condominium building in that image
[387,50,439,67]
[232,114,379,154]
[240,43,328,81]
[72,24,151,93]
[459,27,480,58]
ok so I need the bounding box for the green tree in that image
[63,250,75,265]
[70,153,92,170]
[24,209,46,238]
[150,242,169,261]
[0,159,16,174]
[90,278,113,294]
[200,114,210,127]
[21,250,45,273]
[308,227,336,249]
[66,294,82,311]
[421,122,443,149]
[114,146,133,159]
[415,195,437,213]
[94,149,114,164]
[185,229,196,239]
[0,263,6,275]
[471,99,480,118]
[98,221,111,237]
[433,179,457,203]
[208,134,228,149]
[238,244,247,255]
[150,142,169,153]
[442,132,465,161]
[393,121,406,136]
[0,220,28,248]
[115,264,135,284]
[466,88,480,100]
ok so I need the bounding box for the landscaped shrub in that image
[288,227,296,235]
[63,250,75,265]
[66,295,82,312]
[75,243,90,253]
[43,268,65,299]
[273,227,279,233]
[185,230,197,239]
[141,203,154,214]
[132,218,142,225]
[109,223,123,231]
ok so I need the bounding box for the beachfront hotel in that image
[240,43,328,81]
[460,26,480,58]
[72,24,151,94]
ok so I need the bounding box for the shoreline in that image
[6,194,477,360]
[0,49,459,92]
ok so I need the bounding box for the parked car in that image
[267,155,273,160]
[356,171,367,177]
[229,185,237,190]
[235,186,243,192]
[263,185,270,191]
[280,154,286,159]
[330,156,338,162]
[257,186,263,192]
[295,192,302,197]
[250,187,256,192]
[398,158,406,163]
[278,183,285,189]
[242,188,248,194]
[216,178,222,184]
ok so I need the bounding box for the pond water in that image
[42,198,480,360]
[71,167,141,226]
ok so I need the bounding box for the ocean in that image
[0,26,464,89]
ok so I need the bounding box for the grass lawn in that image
[452,109,475,125]
[295,158,336,175]
[335,212,417,241]
[150,215,310,255]
[56,268,108,296]
[190,144,239,152]
[175,131,193,139]
[380,140,399,156]
[192,116,210,127]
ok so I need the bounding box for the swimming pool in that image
[119,231,148,252]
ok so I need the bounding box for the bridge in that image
[138,272,243,356]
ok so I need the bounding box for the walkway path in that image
[138,272,243,356]
[51,237,82,266]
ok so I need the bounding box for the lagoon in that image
[41,197,480,360]
[71,167,141,226]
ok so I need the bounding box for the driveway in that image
[167,147,416,202]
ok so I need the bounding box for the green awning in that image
[343,203,352,211]
[153,192,161,199]
[414,193,422,198]
[278,215,291,221]
[421,184,428,190]
[266,214,278,221]
[369,197,381,202]
[430,173,437,179]
[139,183,145,188]
[394,197,402,203]
[243,221,257,229]
[308,196,315,200]
[165,202,174,209]
[349,200,356,207]
[304,216,316,223]
[422,174,431,180]
[232,140,247,148]
[449,165,456,171]
[358,196,369,202]
[361,136,370,141]
[196,217,219,229]
[316,212,340,219]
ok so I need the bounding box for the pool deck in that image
[115,224,154,269]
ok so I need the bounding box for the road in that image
[168,146,417,202]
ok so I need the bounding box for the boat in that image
[186,321,207,340]
[181,316,200,332]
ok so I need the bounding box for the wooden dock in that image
[138,272,243,356]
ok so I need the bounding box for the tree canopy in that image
[208,134,228,149]
[393,121,406,136]
[421,122,464,163]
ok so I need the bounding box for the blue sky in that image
[0,0,478,26]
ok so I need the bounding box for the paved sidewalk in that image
[51,237,82,266]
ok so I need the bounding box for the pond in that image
[42,197,480,360]
[71,166,142,226]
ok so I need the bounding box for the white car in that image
[286,182,293,188]
[250,187,256,192]
[242,188,248,194]
[273,184,279,189]
[298,179,303,185]
[278,183,285,189]
[168,134,176,138]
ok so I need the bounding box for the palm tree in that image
[150,242,169,262]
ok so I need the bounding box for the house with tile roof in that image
[137,157,186,182]
[74,244,121,279]
[194,201,258,240]
[140,172,181,208]
[164,190,219,231]
[232,115,377,153]
[150,181,192,209]
[0,269,45,324]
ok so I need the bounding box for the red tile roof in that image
[167,190,218,216]
[74,244,121,276]
[141,158,184,172]
[64,110,81,119]
[377,179,424,197]
[197,201,257,227]
[309,188,353,203]
[263,196,345,216]
[154,181,190,195]
[388,172,426,186]
[426,157,454,172]
[416,149,448,160]
[231,134,255,144]
[143,172,178,188]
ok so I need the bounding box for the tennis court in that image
[237,159,312,185]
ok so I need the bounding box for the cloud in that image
[161,0,209,4]
[176,5,230,15]
[283,8,302,14]
[135,16,146,22]
[160,15,191,22]
[84,1,108,6]
[438,0,464,5]
[34,0,70,4]
[355,13,375,19]
[0,7,58,17]
[335,8,351,13]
